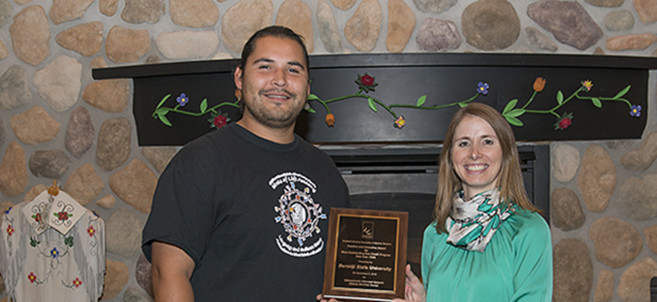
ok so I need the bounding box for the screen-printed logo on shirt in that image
[271,172,327,258]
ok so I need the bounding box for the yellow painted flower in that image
[582,80,593,91]
[394,116,406,128]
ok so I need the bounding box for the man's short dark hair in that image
[238,25,309,73]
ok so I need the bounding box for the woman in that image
[395,102,552,302]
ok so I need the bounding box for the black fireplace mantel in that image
[92,53,657,146]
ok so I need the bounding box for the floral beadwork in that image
[28,272,37,283]
[55,211,72,221]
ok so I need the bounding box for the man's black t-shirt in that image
[142,124,349,301]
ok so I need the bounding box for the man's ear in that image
[234,67,243,90]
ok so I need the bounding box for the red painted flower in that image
[28,272,37,283]
[360,74,375,87]
[355,73,378,92]
[6,225,14,236]
[72,278,82,288]
[213,114,228,128]
[87,226,95,237]
[554,113,574,130]
[33,213,42,222]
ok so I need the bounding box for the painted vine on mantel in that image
[152,74,638,132]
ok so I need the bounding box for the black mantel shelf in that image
[93,53,657,146]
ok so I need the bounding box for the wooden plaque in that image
[322,208,408,302]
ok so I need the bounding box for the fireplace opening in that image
[322,144,550,274]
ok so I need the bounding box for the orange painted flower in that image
[533,77,546,92]
[325,113,335,127]
[394,116,406,128]
[582,80,593,91]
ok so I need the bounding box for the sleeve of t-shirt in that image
[510,213,553,302]
[141,146,219,269]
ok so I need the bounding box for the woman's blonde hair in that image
[433,102,540,233]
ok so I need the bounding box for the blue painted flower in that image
[176,93,189,107]
[477,82,489,95]
[630,105,642,117]
[50,247,59,258]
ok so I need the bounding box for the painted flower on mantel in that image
[477,82,490,95]
[176,93,189,106]
[356,73,377,92]
[325,113,335,127]
[208,112,230,129]
[554,112,573,130]
[395,116,406,128]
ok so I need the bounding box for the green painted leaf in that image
[367,97,378,112]
[200,99,208,112]
[158,113,172,126]
[154,107,171,115]
[305,106,316,113]
[592,98,602,108]
[505,116,524,126]
[505,108,526,118]
[613,85,631,99]
[556,91,564,105]
[503,99,518,114]
[307,94,320,101]
[458,102,467,108]
[416,95,426,107]
[155,94,171,109]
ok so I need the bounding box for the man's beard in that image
[243,88,306,129]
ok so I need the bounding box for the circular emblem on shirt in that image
[271,172,327,257]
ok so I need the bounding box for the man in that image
[142,26,349,301]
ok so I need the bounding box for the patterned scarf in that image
[446,188,514,252]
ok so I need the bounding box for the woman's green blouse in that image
[421,210,553,302]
